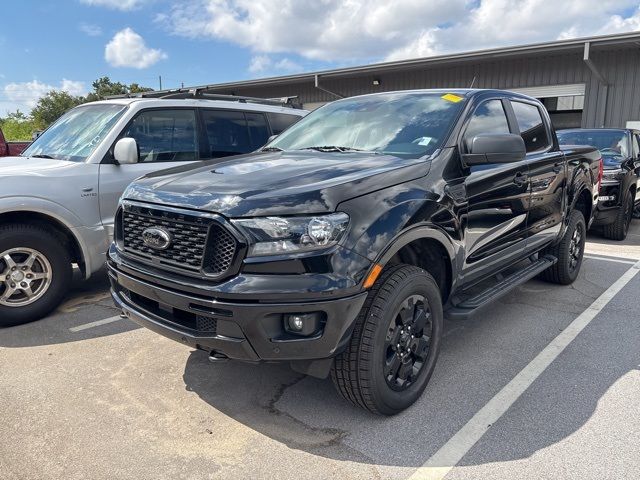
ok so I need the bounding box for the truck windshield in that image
[21,104,127,162]
[266,92,466,158]
[557,129,629,158]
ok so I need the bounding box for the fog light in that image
[284,312,323,336]
[288,315,304,331]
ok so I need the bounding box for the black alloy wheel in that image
[384,295,433,391]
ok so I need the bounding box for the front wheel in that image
[331,265,443,415]
[540,209,586,285]
[0,224,72,327]
[602,190,634,241]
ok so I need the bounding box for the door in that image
[510,100,566,250]
[98,108,200,232]
[200,109,270,158]
[460,99,531,285]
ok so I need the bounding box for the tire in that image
[539,209,586,285]
[602,189,634,241]
[331,264,443,415]
[0,224,72,327]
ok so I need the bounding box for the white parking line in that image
[69,315,122,332]
[584,254,638,265]
[407,259,640,480]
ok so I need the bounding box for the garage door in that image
[508,83,586,99]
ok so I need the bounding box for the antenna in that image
[468,75,477,88]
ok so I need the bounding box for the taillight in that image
[597,157,604,191]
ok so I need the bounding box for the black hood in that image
[123,150,431,217]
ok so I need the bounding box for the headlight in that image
[601,168,623,183]
[232,213,349,256]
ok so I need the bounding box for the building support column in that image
[314,75,343,99]
[583,42,609,128]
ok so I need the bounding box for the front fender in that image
[0,196,106,278]
[338,183,460,286]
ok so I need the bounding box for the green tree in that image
[0,110,37,141]
[28,77,153,129]
[84,76,153,102]
[31,91,85,129]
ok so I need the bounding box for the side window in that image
[632,133,640,159]
[266,112,302,135]
[201,110,251,158]
[464,100,510,150]
[511,101,551,153]
[123,109,198,163]
[245,112,270,149]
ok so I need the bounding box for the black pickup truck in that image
[557,128,640,240]
[108,89,602,415]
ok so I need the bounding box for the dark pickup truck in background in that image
[108,89,602,415]
[0,128,30,157]
[558,128,640,240]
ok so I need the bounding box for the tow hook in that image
[208,352,229,363]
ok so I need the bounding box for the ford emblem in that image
[141,227,172,250]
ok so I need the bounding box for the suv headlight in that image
[601,168,623,184]
[232,213,349,256]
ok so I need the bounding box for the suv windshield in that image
[22,104,127,162]
[557,129,629,158]
[267,92,466,158]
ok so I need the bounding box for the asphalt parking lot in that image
[1,222,639,480]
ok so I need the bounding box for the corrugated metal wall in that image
[215,46,640,129]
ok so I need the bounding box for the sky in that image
[1,0,640,116]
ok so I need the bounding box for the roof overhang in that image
[201,31,640,90]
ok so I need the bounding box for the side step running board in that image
[446,254,557,320]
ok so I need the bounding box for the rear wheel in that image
[540,209,586,285]
[603,190,634,241]
[0,224,72,327]
[331,265,443,415]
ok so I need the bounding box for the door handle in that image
[553,162,564,174]
[513,172,529,187]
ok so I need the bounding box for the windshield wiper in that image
[29,154,55,159]
[261,147,283,152]
[300,146,369,153]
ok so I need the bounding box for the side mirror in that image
[266,134,278,144]
[462,134,526,166]
[114,137,139,165]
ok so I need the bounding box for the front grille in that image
[203,225,237,275]
[196,315,218,333]
[123,211,208,271]
[121,204,239,278]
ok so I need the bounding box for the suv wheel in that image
[0,224,72,327]
[540,209,586,285]
[603,190,634,241]
[331,265,443,415]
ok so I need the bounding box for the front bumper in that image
[108,249,368,363]
[592,182,622,227]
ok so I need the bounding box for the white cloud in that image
[1,79,87,115]
[80,0,146,10]
[105,28,167,69]
[248,55,302,74]
[159,0,640,63]
[598,6,640,33]
[79,22,103,36]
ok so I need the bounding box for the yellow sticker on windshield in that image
[442,93,464,103]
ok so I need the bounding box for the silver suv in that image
[0,92,306,325]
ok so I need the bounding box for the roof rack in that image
[106,86,301,108]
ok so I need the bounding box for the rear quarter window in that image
[266,112,303,135]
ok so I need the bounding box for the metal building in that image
[200,31,640,130]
